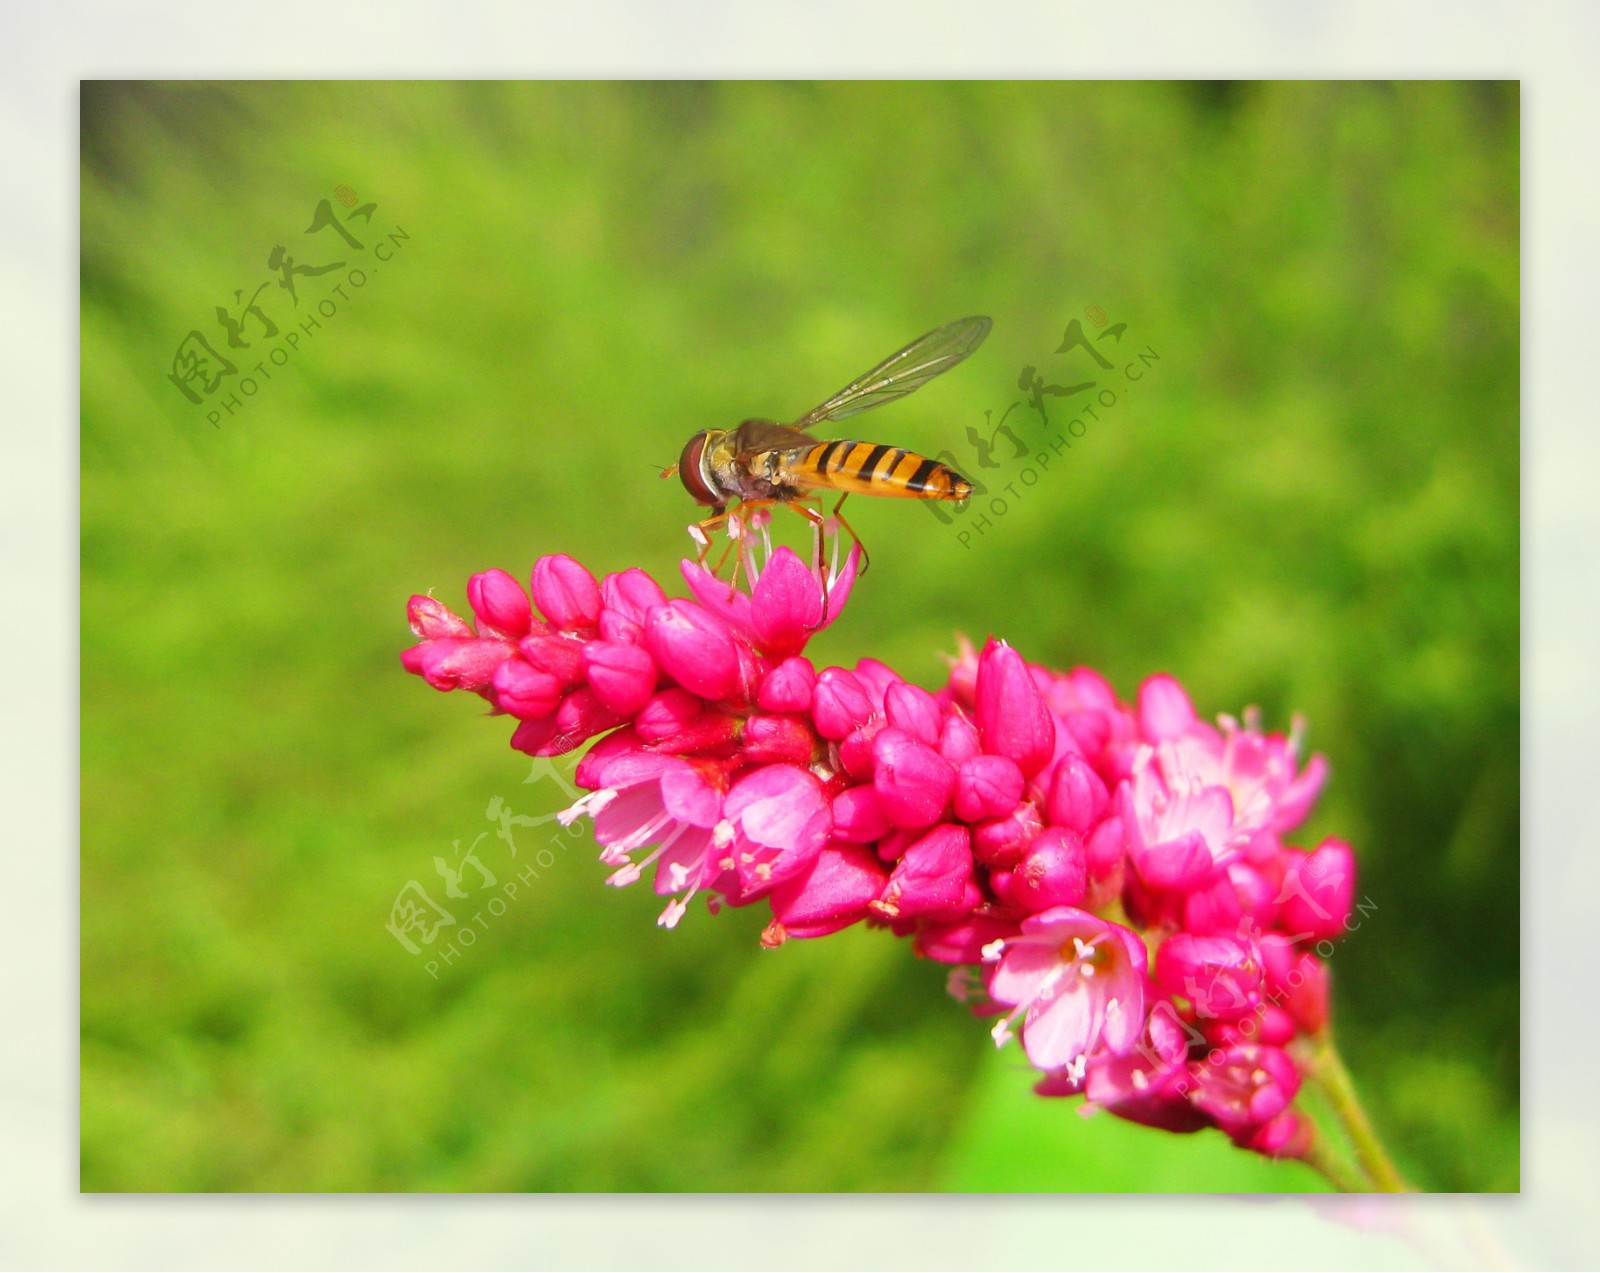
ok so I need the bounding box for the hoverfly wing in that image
[729,418,815,460]
[790,315,992,430]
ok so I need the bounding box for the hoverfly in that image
[665,316,990,574]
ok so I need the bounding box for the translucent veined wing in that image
[789,315,992,430]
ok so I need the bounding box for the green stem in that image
[1304,1028,1416,1192]
[1301,1138,1374,1193]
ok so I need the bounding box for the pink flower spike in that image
[467,569,534,639]
[758,656,817,713]
[975,638,1056,778]
[491,658,563,721]
[768,842,889,939]
[582,639,658,717]
[1137,673,1197,742]
[531,555,603,631]
[985,906,1148,1073]
[751,547,825,657]
[407,593,474,640]
[953,754,1026,824]
[645,600,743,702]
[871,727,958,829]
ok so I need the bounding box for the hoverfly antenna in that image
[658,461,680,480]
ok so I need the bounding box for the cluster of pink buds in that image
[403,533,1358,1166]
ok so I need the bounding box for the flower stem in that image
[1301,1138,1372,1193]
[1304,1027,1416,1192]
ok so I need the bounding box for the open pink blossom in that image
[984,906,1148,1076]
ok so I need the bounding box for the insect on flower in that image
[663,316,990,580]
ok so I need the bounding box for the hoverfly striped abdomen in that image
[781,439,973,502]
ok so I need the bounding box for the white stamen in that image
[990,1019,1014,1048]
[657,898,688,928]
[980,938,1008,963]
[559,788,616,825]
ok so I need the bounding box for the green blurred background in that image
[80,81,1518,1192]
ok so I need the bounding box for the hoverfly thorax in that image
[677,428,729,508]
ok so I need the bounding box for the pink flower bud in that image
[972,800,1043,869]
[603,567,669,622]
[517,632,586,686]
[757,656,816,713]
[531,554,602,630]
[751,546,824,657]
[510,688,624,756]
[1277,838,1355,942]
[768,843,888,938]
[812,668,874,740]
[407,593,474,640]
[837,722,883,781]
[1154,932,1263,1021]
[1045,752,1109,835]
[939,712,982,766]
[1181,874,1244,936]
[1007,828,1088,912]
[645,600,742,701]
[582,639,658,716]
[1188,1044,1301,1144]
[491,658,563,720]
[740,713,816,766]
[1137,673,1196,742]
[1283,950,1329,1034]
[873,824,977,922]
[915,914,1018,965]
[635,688,701,741]
[401,637,514,693]
[634,688,738,753]
[467,569,534,639]
[886,683,943,746]
[975,638,1055,777]
[1245,1108,1314,1159]
[871,727,957,829]
[953,754,1025,823]
[853,659,903,710]
[831,785,890,843]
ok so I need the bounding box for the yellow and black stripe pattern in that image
[781,439,973,501]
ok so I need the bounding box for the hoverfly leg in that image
[829,494,871,576]
[786,501,832,630]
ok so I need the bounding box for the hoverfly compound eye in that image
[677,431,721,507]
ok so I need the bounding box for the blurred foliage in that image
[80,81,1517,1192]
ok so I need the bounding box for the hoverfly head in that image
[675,429,725,507]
